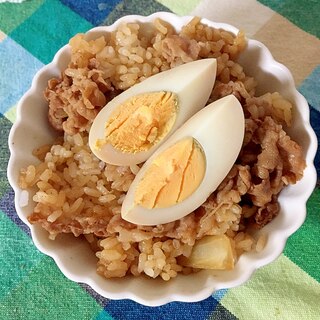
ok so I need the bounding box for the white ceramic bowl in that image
[7,12,318,306]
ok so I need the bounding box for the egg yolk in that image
[95,91,177,153]
[134,137,206,209]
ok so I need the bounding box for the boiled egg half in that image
[89,59,217,165]
[121,95,245,225]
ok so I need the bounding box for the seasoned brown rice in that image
[19,17,305,281]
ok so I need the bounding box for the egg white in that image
[121,94,245,225]
[89,58,217,165]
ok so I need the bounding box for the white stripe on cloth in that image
[191,0,275,37]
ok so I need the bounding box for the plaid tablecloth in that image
[1,0,319,319]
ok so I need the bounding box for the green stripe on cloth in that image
[299,66,320,111]
[284,188,320,282]
[9,0,93,64]
[0,210,43,301]
[220,255,320,320]
[0,115,12,198]
[103,0,171,26]
[156,0,201,15]
[209,303,238,320]
[95,310,115,320]
[0,255,103,320]
[258,0,320,38]
[0,0,44,34]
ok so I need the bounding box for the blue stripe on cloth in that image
[102,0,171,26]
[309,106,320,179]
[0,37,43,114]
[60,0,122,26]
[102,296,219,320]
[212,288,228,301]
[78,283,110,307]
[0,188,31,236]
[299,65,320,112]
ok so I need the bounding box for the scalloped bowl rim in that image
[7,12,318,306]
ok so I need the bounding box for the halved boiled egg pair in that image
[89,59,245,226]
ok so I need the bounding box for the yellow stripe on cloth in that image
[0,30,7,42]
[220,255,320,320]
[191,0,275,37]
[156,0,201,15]
[4,104,17,123]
